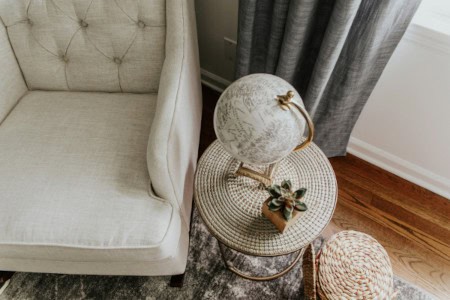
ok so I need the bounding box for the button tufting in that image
[60,55,69,63]
[137,20,146,28]
[113,57,122,64]
[27,18,33,26]
[79,20,88,28]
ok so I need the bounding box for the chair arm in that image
[0,19,27,123]
[147,0,202,228]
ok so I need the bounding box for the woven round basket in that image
[317,231,394,300]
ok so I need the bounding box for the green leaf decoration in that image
[266,180,308,221]
[285,199,294,209]
[268,202,282,211]
[281,180,292,191]
[283,205,293,221]
[295,201,307,211]
[281,188,291,197]
[267,185,281,198]
[272,197,285,206]
[293,188,307,199]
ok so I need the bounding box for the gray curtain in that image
[235,0,421,157]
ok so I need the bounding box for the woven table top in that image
[194,140,337,256]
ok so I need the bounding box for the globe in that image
[214,73,308,166]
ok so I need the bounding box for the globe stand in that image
[235,162,279,187]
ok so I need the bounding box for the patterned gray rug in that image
[0,209,434,300]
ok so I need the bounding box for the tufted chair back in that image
[0,0,166,93]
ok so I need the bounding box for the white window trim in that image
[403,0,450,54]
[412,0,450,37]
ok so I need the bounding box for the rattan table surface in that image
[194,140,337,256]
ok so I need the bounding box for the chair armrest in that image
[147,0,202,228]
[0,19,27,123]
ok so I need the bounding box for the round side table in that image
[194,140,337,281]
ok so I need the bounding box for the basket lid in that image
[317,230,394,300]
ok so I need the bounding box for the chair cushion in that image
[0,91,176,263]
[0,0,165,93]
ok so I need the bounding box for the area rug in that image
[0,209,434,299]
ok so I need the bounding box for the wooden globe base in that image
[235,161,279,187]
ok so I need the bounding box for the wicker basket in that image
[317,231,394,300]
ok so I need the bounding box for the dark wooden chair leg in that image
[168,200,195,288]
[0,271,14,291]
[169,273,185,288]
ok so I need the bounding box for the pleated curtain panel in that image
[235,0,421,157]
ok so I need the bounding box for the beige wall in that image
[195,0,238,84]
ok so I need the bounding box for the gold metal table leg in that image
[218,241,305,281]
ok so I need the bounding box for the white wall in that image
[349,2,450,198]
[349,23,450,198]
[195,1,450,198]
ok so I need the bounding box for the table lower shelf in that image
[217,239,306,281]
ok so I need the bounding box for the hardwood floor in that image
[327,155,450,299]
[329,155,450,261]
[200,85,450,299]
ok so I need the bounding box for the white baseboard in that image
[200,69,231,93]
[347,137,450,199]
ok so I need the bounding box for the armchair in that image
[0,0,201,277]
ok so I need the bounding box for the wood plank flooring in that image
[201,85,450,299]
[327,156,450,299]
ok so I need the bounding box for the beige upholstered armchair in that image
[0,0,201,278]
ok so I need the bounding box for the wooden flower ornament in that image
[266,180,308,221]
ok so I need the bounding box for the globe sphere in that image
[214,73,306,165]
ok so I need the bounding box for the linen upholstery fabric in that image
[0,20,27,123]
[0,0,165,93]
[236,0,421,157]
[0,91,189,274]
[147,0,202,227]
[0,0,201,276]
